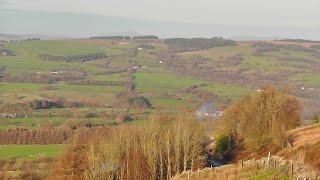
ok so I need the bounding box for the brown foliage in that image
[0,126,72,144]
[50,144,89,180]
[52,115,206,180]
[217,86,302,151]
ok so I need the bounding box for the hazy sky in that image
[2,0,320,28]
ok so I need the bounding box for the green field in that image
[134,72,203,94]
[0,117,64,130]
[0,82,122,107]
[1,38,320,131]
[200,83,252,100]
[178,45,255,60]
[6,40,105,56]
[0,82,46,92]
[149,97,188,109]
[289,73,320,87]
[0,144,65,160]
[2,40,108,73]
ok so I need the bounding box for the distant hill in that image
[0,34,66,41]
[276,39,320,43]
[1,9,320,39]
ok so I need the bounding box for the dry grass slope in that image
[286,124,320,148]
[171,156,311,180]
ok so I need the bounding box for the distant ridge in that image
[0,34,69,41]
[275,39,320,43]
[1,10,320,40]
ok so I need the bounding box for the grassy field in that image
[5,40,105,56]
[149,97,188,109]
[200,82,252,101]
[92,72,128,82]
[0,117,65,130]
[0,144,65,160]
[289,73,320,87]
[239,55,281,71]
[1,38,320,131]
[178,45,255,60]
[0,82,122,108]
[1,53,106,73]
[134,72,203,94]
[0,82,46,92]
[2,40,108,73]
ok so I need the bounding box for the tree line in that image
[0,98,84,114]
[0,127,72,144]
[51,115,206,180]
[40,53,106,63]
[90,35,158,40]
[3,71,87,84]
[164,37,236,53]
[68,80,126,86]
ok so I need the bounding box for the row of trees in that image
[51,115,207,180]
[164,37,236,53]
[0,98,84,114]
[3,71,87,84]
[40,53,106,63]
[90,35,158,40]
[0,127,72,144]
[96,69,128,75]
[68,80,126,86]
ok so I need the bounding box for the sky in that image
[1,0,320,39]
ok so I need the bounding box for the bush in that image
[311,114,319,125]
[217,86,302,151]
[127,96,152,109]
[215,134,232,155]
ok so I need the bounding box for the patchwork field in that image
[1,38,320,163]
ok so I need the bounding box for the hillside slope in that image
[173,124,320,179]
[287,124,320,148]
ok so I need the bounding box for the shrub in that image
[311,114,319,125]
[215,134,232,155]
[127,96,152,109]
[216,86,302,151]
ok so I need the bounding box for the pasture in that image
[0,144,65,160]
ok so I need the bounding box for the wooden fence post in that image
[267,152,271,168]
[291,161,294,178]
